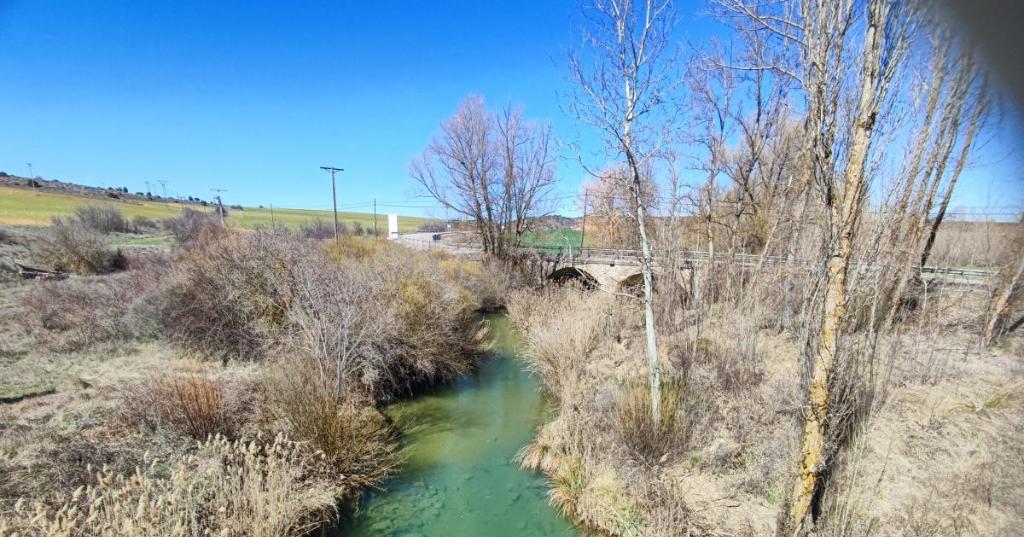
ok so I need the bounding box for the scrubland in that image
[0,206,506,535]
[508,254,1023,537]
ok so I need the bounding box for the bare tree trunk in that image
[984,216,1024,347]
[630,152,663,420]
[787,0,892,532]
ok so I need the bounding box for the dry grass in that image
[615,378,690,467]
[0,435,337,537]
[509,254,1024,536]
[263,358,400,491]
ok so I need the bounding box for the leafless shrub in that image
[129,214,158,233]
[698,325,765,393]
[0,228,14,245]
[18,270,157,351]
[73,205,128,233]
[156,231,287,361]
[298,217,339,240]
[417,221,447,233]
[161,207,221,245]
[35,217,127,274]
[507,287,613,403]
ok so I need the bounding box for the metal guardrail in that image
[405,235,996,281]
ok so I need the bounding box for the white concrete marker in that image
[388,214,398,239]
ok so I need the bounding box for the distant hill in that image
[0,173,432,232]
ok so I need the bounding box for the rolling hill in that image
[0,180,432,233]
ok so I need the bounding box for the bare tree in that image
[411,94,557,258]
[984,214,1024,347]
[715,0,912,533]
[567,0,680,422]
[877,27,990,329]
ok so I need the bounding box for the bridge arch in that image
[547,266,599,290]
[617,272,645,296]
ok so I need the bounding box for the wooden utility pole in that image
[373,198,378,237]
[320,166,344,246]
[270,203,275,229]
[211,188,228,226]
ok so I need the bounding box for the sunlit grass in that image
[0,186,431,232]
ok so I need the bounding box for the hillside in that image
[0,176,432,232]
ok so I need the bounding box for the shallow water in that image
[332,314,579,537]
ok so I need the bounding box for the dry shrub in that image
[299,217,341,240]
[698,325,765,393]
[157,231,288,361]
[322,234,378,260]
[615,378,694,466]
[0,435,337,537]
[158,229,487,392]
[74,205,128,233]
[18,269,158,351]
[265,359,399,491]
[121,373,244,440]
[507,287,613,402]
[35,217,127,274]
[161,207,221,244]
[129,214,157,233]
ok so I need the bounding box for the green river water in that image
[332,314,580,536]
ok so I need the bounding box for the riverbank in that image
[0,222,510,535]
[507,285,1024,536]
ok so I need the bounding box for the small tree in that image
[567,0,681,422]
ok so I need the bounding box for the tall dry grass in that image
[0,435,336,537]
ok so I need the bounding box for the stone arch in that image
[547,266,599,290]
[618,272,645,297]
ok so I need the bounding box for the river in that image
[331,313,579,536]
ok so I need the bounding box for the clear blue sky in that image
[0,1,1020,218]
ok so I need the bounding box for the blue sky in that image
[0,0,1020,218]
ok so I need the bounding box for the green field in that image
[520,228,594,249]
[0,186,431,233]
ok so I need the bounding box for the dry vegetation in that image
[509,257,1023,536]
[0,207,508,535]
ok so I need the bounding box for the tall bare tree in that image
[716,0,912,533]
[412,94,557,258]
[567,0,680,422]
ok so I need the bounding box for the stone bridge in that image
[396,232,993,292]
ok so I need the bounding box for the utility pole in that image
[269,203,276,229]
[158,180,168,199]
[25,163,32,178]
[320,166,344,246]
[579,190,588,249]
[145,180,152,196]
[211,188,228,226]
[373,198,378,237]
